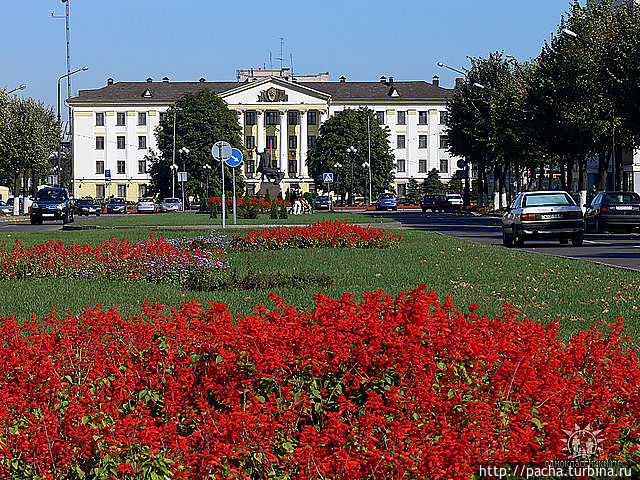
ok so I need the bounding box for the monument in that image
[256,150,285,198]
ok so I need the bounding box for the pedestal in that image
[259,182,282,199]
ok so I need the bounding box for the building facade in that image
[68,74,460,201]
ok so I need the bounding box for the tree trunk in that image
[615,146,623,191]
[476,160,484,207]
[567,156,575,192]
[537,165,544,190]
[548,160,554,190]
[12,170,20,216]
[598,152,609,191]
[560,156,566,190]
[578,157,588,211]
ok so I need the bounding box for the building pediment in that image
[219,77,330,106]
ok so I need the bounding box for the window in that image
[138,112,146,126]
[138,136,147,150]
[307,111,317,125]
[116,112,126,126]
[265,111,279,125]
[245,111,256,125]
[246,135,255,149]
[440,135,450,149]
[376,111,385,124]
[308,135,317,148]
[288,111,298,125]
[397,135,405,149]
[246,160,255,174]
[95,136,105,150]
[397,111,406,125]
[117,136,125,149]
[117,160,125,174]
[397,184,407,197]
[96,184,105,199]
[266,136,277,149]
[288,135,297,149]
[246,184,256,196]
[138,159,146,174]
[95,112,104,126]
[95,160,105,174]
[418,111,428,125]
[418,160,428,173]
[439,159,449,173]
[159,112,168,123]
[288,159,297,173]
[117,185,127,198]
[396,159,406,173]
[419,135,428,149]
[139,184,147,198]
[439,111,449,125]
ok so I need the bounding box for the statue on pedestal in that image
[256,150,285,184]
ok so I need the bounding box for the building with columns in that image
[68,74,460,200]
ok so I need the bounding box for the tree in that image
[447,176,463,195]
[151,88,243,199]
[422,169,444,194]
[406,177,420,202]
[307,108,395,204]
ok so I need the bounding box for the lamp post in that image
[347,146,357,205]
[204,164,212,199]
[57,66,87,188]
[334,161,342,203]
[170,164,178,199]
[362,162,371,205]
[6,84,26,94]
[179,147,189,211]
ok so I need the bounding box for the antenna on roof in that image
[269,52,273,70]
[290,53,294,79]
[277,37,284,71]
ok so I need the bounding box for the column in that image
[280,109,288,176]
[256,110,264,153]
[300,110,308,177]
[319,110,328,127]
[236,111,244,139]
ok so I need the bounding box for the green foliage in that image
[307,108,395,203]
[199,197,208,212]
[210,201,217,218]
[406,178,420,203]
[279,201,288,219]
[265,189,271,203]
[422,169,444,194]
[447,177,464,195]
[269,201,278,219]
[238,199,258,219]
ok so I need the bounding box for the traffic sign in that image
[225,148,243,167]
[454,169,467,179]
[105,169,111,179]
[178,171,187,183]
[211,141,232,162]
[323,172,334,183]
[456,159,467,169]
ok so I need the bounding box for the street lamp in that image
[57,65,88,188]
[170,163,178,199]
[347,146,357,206]
[6,84,26,94]
[179,147,189,211]
[334,162,342,204]
[362,161,371,206]
[437,62,467,76]
[204,164,212,199]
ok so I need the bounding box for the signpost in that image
[212,141,232,228]
[226,148,243,225]
[105,170,111,198]
[323,172,334,199]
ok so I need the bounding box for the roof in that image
[68,78,455,104]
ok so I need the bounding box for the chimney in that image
[379,75,387,83]
[162,76,169,83]
[388,76,394,84]
[199,77,206,83]
[455,77,464,89]
[339,75,346,83]
[432,75,439,87]
[146,77,153,83]
[107,78,114,86]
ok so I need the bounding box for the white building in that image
[68,74,460,201]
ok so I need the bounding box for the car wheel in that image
[69,212,74,223]
[559,237,569,245]
[393,207,397,211]
[421,208,426,213]
[62,212,69,224]
[502,229,513,247]
[572,231,584,246]
[513,230,525,247]
[30,217,38,225]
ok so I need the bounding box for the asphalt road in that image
[0,213,126,233]
[366,210,640,272]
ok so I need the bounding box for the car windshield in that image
[164,198,180,204]
[523,193,574,207]
[109,198,125,204]
[77,199,95,205]
[379,193,395,199]
[35,189,65,201]
[316,196,329,201]
[139,198,153,203]
[604,193,640,204]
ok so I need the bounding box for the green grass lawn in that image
[0,227,638,342]
[80,211,390,227]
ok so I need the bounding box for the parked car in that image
[75,197,101,216]
[376,192,398,211]
[421,194,449,212]
[502,190,583,247]
[0,200,12,215]
[136,197,158,214]
[30,187,74,225]
[160,197,182,213]
[106,197,127,214]
[446,193,463,209]
[585,191,640,233]
[189,197,201,211]
[314,195,333,211]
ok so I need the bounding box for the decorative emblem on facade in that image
[258,87,288,102]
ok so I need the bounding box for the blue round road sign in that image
[225,148,243,167]
[456,159,467,169]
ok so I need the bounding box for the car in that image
[136,197,158,214]
[0,201,12,215]
[421,194,450,212]
[75,197,101,216]
[501,190,584,247]
[106,197,127,214]
[314,195,333,211]
[160,197,182,213]
[376,192,398,211]
[584,191,640,233]
[446,193,463,209]
[30,187,74,225]
[189,198,202,211]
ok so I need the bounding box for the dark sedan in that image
[421,194,449,212]
[106,197,127,214]
[585,191,640,233]
[75,198,101,216]
[502,191,584,247]
[314,195,333,211]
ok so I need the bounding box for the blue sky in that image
[2,1,574,119]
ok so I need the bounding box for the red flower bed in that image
[0,287,638,478]
[238,219,402,249]
[207,196,288,213]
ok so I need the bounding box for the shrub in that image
[270,201,279,219]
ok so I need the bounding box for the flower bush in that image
[207,196,289,214]
[0,287,638,479]
[238,219,402,249]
